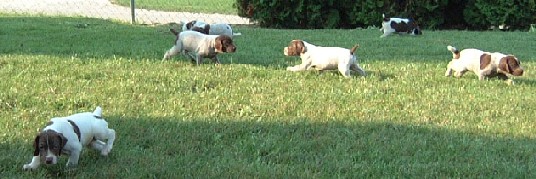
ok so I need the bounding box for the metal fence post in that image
[130,0,136,24]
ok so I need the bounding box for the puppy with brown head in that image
[283,40,366,78]
[445,45,523,84]
[284,40,306,56]
[163,30,236,65]
[23,107,116,170]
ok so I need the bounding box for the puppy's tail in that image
[447,45,460,59]
[93,106,103,119]
[350,44,360,55]
[170,28,179,36]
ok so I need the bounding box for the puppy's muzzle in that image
[226,46,236,53]
[512,68,523,76]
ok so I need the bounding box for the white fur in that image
[182,20,241,38]
[23,106,115,170]
[163,31,228,65]
[284,40,366,78]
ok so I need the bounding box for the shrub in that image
[234,0,536,30]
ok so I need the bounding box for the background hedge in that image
[234,0,536,30]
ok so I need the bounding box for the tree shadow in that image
[5,116,535,178]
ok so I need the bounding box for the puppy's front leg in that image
[66,145,82,167]
[211,56,221,64]
[287,56,312,72]
[195,54,203,65]
[23,156,41,170]
[163,45,181,60]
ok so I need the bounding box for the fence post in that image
[130,0,136,24]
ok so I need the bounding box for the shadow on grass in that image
[5,116,535,178]
[0,16,174,60]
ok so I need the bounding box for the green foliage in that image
[2,14,536,177]
[236,0,536,29]
[465,0,536,29]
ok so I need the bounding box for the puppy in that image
[182,20,241,38]
[23,106,115,170]
[283,40,366,78]
[163,29,236,65]
[380,14,422,38]
[445,45,524,84]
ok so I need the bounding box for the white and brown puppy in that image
[182,20,241,38]
[163,29,236,65]
[23,106,115,170]
[380,14,422,38]
[283,40,366,78]
[445,45,524,84]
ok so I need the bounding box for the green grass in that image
[111,0,237,15]
[1,14,536,178]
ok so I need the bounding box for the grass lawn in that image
[111,0,237,15]
[1,14,535,177]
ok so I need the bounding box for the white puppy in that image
[23,106,115,170]
[380,14,422,38]
[445,45,524,84]
[182,20,241,38]
[283,40,366,78]
[163,30,236,65]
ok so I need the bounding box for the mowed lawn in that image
[111,0,237,14]
[1,14,536,178]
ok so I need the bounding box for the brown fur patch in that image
[286,40,306,56]
[390,19,421,34]
[215,35,236,53]
[67,120,81,141]
[479,54,491,70]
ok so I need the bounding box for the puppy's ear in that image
[58,134,68,156]
[498,57,510,73]
[32,135,41,156]
[479,54,491,70]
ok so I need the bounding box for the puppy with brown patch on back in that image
[163,30,236,65]
[380,14,422,38]
[283,40,366,78]
[445,45,524,84]
[23,106,116,170]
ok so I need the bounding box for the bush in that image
[464,0,536,30]
[234,0,536,30]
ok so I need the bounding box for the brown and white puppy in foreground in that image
[23,106,115,170]
[182,20,241,38]
[163,29,236,65]
[380,14,422,38]
[445,45,524,84]
[283,40,366,78]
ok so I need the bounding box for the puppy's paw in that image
[506,79,514,85]
[23,164,37,170]
[101,146,112,156]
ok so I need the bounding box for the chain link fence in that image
[0,0,251,25]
